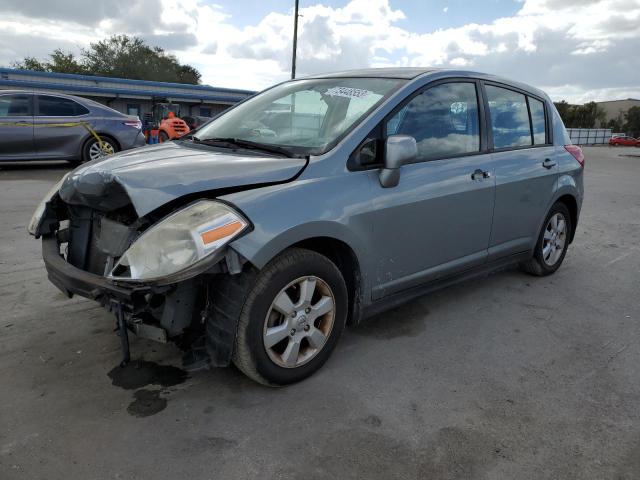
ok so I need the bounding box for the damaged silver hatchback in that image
[29,68,583,385]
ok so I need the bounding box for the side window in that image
[485,85,532,149]
[0,94,32,117]
[386,82,480,161]
[37,96,90,117]
[528,97,547,145]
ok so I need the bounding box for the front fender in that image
[232,219,368,270]
[220,170,377,301]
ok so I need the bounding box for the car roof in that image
[300,67,549,100]
[304,67,442,80]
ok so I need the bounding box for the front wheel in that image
[521,202,572,276]
[209,248,348,386]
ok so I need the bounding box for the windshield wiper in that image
[193,137,297,158]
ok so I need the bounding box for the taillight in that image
[565,145,584,168]
[123,120,142,130]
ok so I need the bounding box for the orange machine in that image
[150,101,190,142]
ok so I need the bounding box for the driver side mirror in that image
[379,135,418,188]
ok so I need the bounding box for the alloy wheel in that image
[89,140,115,161]
[542,212,567,266]
[263,276,335,368]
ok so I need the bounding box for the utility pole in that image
[291,0,299,79]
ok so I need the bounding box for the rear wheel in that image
[82,136,117,163]
[209,248,348,386]
[521,202,572,276]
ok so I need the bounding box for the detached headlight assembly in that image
[109,200,249,282]
[28,173,70,237]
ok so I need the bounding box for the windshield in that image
[195,77,405,155]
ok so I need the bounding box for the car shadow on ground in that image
[0,161,70,171]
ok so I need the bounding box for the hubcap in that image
[263,276,335,369]
[88,140,115,161]
[542,212,567,266]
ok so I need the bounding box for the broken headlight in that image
[109,200,248,282]
[28,173,70,237]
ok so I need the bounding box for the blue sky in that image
[0,0,639,102]
[211,0,522,32]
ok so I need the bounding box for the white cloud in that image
[0,0,639,102]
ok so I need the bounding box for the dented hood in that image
[59,142,306,217]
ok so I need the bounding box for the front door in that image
[0,93,35,160]
[368,81,495,300]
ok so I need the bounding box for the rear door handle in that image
[471,169,491,180]
[542,158,557,169]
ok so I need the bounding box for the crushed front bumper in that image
[42,235,150,306]
[42,233,237,368]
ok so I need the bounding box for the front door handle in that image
[471,169,491,180]
[542,158,557,169]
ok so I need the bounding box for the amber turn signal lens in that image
[200,220,244,245]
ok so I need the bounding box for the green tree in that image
[14,49,85,74]
[554,100,574,127]
[577,102,606,128]
[13,57,47,71]
[176,65,202,85]
[553,100,606,128]
[607,117,623,132]
[623,106,640,137]
[11,35,201,84]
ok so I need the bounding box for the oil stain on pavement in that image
[107,359,189,417]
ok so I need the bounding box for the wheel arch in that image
[555,193,579,243]
[289,236,363,325]
[231,223,369,325]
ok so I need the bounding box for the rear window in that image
[37,96,90,117]
[486,85,531,149]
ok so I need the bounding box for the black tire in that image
[82,136,118,163]
[208,248,348,386]
[159,131,169,143]
[521,202,572,276]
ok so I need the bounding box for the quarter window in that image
[37,96,89,117]
[485,85,532,149]
[0,94,32,117]
[386,82,480,161]
[528,97,547,145]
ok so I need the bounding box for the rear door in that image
[368,80,496,300]
[0,93,35,160]
[484,83,558,259]
[34,95,90,160]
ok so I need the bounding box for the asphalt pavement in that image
[1,147,639,479]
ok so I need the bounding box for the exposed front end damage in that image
[30,141,310,370]
[39,187,249,370]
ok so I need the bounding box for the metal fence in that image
[566,128,612,145]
